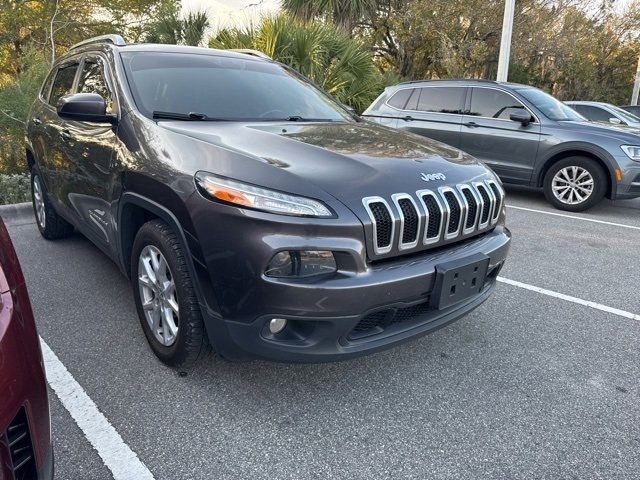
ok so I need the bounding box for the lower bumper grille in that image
[2,407,37,480]
[349,299,432,339]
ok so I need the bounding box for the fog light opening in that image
[269,318,288,334]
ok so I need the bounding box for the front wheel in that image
[131,220,208,367]
[543,157,607,212]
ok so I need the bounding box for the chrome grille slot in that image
[417,190,443,244]
[441,188,463,238]
[487,180,503,223]
[475,183,492,226]
[362,197,395,255]
[392,194,421,250]
[459,185,479,234]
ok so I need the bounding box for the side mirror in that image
[609,117,623,125]
[509,110,532,126]
[57,93,116,123]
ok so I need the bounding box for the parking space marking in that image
[506,204,640,231]
[497,277,640,321]
[40,338,155,480]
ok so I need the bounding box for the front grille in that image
[3,407,37,480]
[362,180,504,257]
[349,300,432,338]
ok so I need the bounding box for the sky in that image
[181,0,281,29]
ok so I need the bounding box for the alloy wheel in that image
[33,175,46,229]
[551,166,594,205]
[137,245,179,346]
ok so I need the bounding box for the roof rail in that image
[69,34,126,51]
[398,78,498,86]
[228,49,271,60]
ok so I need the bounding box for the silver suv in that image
[364,80,640,211]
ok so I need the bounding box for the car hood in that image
[557,120,640,141]
[157,120,494,204]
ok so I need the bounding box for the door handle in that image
[33,117,42,125]
[403,115,414,122]
[60,129,72,141]
[464,121,478,128]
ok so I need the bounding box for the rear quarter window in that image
[387,89,413,109]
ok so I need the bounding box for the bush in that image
[0,173,31,205]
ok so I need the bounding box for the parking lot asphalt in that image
[4,187,640,480]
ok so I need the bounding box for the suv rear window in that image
[415,87,464,114]
[50,63,78,106]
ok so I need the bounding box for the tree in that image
[145,1,210,46]
[210,14,385,112]
[282,0,379,34]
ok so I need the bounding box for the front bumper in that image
[187,192,511,361]
[612,156,640,199]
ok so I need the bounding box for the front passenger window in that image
[469,88,527,120]
[78,59,113,113]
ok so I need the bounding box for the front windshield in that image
[516,87,585,121]
[608,104,640,124]
[120,51,352,122]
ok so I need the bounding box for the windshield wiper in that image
[152,111,217,121]
[270,116,338,122]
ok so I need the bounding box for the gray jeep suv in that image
[25,36,510,366]
[363,80,640,211]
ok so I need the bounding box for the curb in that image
[0,202,34,225]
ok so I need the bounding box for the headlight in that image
[621,145,640,162]
[266,250,337,278]
[195,172,333,217]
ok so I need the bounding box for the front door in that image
[63,54,119,250]
[460,87,541,183]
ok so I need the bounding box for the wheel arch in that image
[535,147,615,198]
[117,192,222,317]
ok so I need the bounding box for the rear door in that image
[460,87,541,183]
[40,59,81,208]
[395,86,465,148]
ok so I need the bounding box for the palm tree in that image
[146,4,210,47]
[281,0,378,34]
[210,14,384,112]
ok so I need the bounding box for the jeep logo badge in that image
[420,172,446,182]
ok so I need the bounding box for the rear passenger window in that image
[469,88,526,119]
[388,89,413,109]
[416,87,464,114]
[40,69,57,102]
[78,58,113,113]
[49,63,79,107]
[572,105,610,122]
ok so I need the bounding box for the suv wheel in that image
[543,157,606,212]
[131,220,208,367]
[31,173,74,239]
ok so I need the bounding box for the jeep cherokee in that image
[25,35,511,366]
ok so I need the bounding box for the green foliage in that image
[0,173,30,205]
[0,49,50,174]
[211,14,384,112]
[145,1,210,46]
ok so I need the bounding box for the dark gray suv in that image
[25,36,510,366]
[364,80,640,211]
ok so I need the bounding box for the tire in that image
[543,156,607,212]
[31,172,74,239]
[131,219,208,368]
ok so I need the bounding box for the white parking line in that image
[506,204,640,231]
[497,277,640,321]
[40,338,155,480]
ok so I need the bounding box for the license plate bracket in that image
[431,254,490,310]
